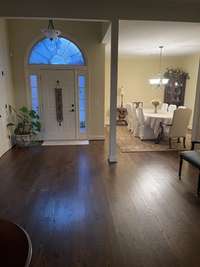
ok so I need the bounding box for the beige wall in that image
[0,19,15,157]
[105,51,199,127]
[8,19,105,139]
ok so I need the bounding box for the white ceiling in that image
[117,20,200,56]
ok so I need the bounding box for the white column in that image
[108,19,119,163]
[192,60,200,140]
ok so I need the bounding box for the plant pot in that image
[15,134,32,147]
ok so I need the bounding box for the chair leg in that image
[179,157,183,180]
[169,138,172,149]
[183,137,186,148]
[156,122,164,144]
[198,172,200,197]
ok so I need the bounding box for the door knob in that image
[70,109,75,112]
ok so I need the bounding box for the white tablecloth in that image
[144,109,173,137]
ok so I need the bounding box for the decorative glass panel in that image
[30,75,39,113]
[29,37,85,65]
[78,75,86,133]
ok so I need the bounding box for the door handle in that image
[70,109,75,112]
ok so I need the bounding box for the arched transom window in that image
[29,37,85,65]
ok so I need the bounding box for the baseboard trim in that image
[88,135,105,141]
[42,140,89,146]
[0,144,14,159]
[108,155,118,163]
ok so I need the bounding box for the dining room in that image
[104,20,200,152]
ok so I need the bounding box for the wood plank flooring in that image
[0,140,200,267]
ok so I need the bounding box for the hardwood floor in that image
[0,140,200,267]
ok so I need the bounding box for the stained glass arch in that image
[28,37,85,65]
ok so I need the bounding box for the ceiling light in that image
[149,46,169,87]
[41,19,61,41]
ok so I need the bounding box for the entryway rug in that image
[116,126,192,153]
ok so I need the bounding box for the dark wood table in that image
[0,219,32,267]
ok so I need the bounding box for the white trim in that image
[108,155,117,163]
[42,140,89,146]
[28,65,87,71]
[109,20,119,163]
[25,35,89,142]
[88,135,105,140]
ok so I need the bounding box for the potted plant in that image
[7,106,41,147]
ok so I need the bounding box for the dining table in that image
[143,109,174,140]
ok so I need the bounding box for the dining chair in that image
[161,103,168,112]
[179,141,200,196]
[132,104,140,137]
[125,103,134,132]
[161,108,192,148]
[137,107,155,140]
[168,104,177,113]
[178,106,186,109]
[132,101,143,108]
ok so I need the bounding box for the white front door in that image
[41,69,76,140]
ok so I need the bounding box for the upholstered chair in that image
[168,104,177,113]
[137,107,156,140]
[178,106,186,109]
[125,103,134,132]
[132,104,140,137]
[161,103,168,112]
[162,108,192,148]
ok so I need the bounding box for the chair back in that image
[137,107,145,125]
[169,108,192,138]
[132,104,138,125]
[168,104,177,113]
[178,106,186,109]
[132,101,143,108]
[161,103,168,112]
[126,103,133,115]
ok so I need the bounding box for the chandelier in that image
[41,19,61,41]
[149,46,169,87]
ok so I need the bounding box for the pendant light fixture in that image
[41,19,61,41]
[149,46,169,87]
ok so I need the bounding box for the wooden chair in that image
[179,141,200,196]
[0,219,32,267]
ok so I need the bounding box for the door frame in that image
[26,65,89,140]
